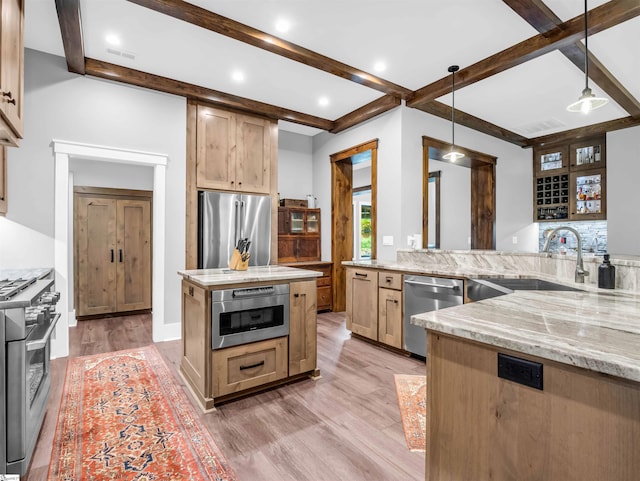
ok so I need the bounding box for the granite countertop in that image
[179,265,322,287]
[412,289,640,383]
[0,267,53,280]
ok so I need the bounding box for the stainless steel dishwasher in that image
[403,275,464,358]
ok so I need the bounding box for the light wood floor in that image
[24,312,426,481]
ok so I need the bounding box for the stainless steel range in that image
[0,273,60,475]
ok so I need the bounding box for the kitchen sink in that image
[467,277,582,301]
[482,278,582,292]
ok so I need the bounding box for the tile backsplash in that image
[537,220,607,254]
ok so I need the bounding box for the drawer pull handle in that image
[294,293,299,298]
[188,286,194,296]
[386,276,393,282]
[240,360,265,371]
[355,272,368,278]
[110,249,114,263]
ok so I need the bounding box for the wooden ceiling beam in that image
[503,0,640,117]
[126,0,413,100]
[526,116,640,146]
[417,101,529,147]
[84,58,334,131]
[331,95,401,134]
[55,0,85,74]
[407,0,640,109]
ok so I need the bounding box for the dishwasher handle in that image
[405,279,461,290]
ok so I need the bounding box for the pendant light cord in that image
[584,0,589,90]
[451,68,455,148]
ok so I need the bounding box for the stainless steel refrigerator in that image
[198,191,271,268]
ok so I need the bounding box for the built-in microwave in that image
[211,284,290,349]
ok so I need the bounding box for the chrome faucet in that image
[542,226,589,283]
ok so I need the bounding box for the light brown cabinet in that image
[0,0,24,146]
[196,105,272,194]
[378,272,403,349]
[180,277,319,409]
[278,207,321,263]
[0,146,6,214]
[181,280,210,400]
[213,337,288,398]
[345,268,378,341]
[280,261,333,312]
[289,280,317,375]
[74,189,151,317]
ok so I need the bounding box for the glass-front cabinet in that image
[533,134,606,222]
[279,207,321,235]
[570,169,606,220]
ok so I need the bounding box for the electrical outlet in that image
[512,236,518,244]
[383,235,394,246]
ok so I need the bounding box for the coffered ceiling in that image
[24,0,640,145]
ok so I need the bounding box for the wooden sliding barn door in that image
[76,196,118,315]
[116,199,151,312]
[75,187,152,317]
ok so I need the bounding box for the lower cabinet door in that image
[378,288,402,349]
[212,337,288,397]
[289,280,317,375]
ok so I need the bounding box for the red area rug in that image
[394,374,427,452]
[48,345,238,481]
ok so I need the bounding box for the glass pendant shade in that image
[567,0,608,113]
[444,65,464,162]
[443,149,464,161]
[567,87,609,114]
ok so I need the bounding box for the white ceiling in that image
[23,0,639,138]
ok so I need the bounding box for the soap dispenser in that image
[598,253,616,289]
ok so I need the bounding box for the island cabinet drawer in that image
[378,271,402,290]
[317,275,331,287]
[212,337,288,397]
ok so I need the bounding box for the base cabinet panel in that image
[181,281,210,400]
[346,268,378,340]
[378,287,402,349]
[426,333,640,481]
[289,280,317,375]
[213,337,288,397]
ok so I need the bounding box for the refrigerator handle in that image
[234,199,241,246]
[239,200,246,238]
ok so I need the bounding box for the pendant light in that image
[443,65,464,162]
[567,0,608,114]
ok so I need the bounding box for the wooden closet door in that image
[116,198,151,312]
[76,196,117,316]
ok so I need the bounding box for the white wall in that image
[71,159,154,191]
[607,126,640,255]
[277,130,313,200]
[312,106,403,261]
[0,49,186,341]
[310,104,536,263]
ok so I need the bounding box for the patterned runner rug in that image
[394,374,427,452]
[48,345,238,481]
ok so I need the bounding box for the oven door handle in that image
[26,312,61,351]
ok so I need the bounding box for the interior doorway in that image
[330,139,378,312]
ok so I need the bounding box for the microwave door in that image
[238,194,271,266]
[199,191,241,269]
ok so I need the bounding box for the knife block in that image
[229,248,249,271]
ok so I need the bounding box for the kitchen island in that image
[178,266,321,410]
[412,287,640,481]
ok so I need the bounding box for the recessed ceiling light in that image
[318,96,329,107]
[231,70,245,83]
[105,33,121,46]
[275,18,291,33]
[373,61,386,73]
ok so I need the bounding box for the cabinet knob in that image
[2,91,15,105]
[294,293,299,298]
